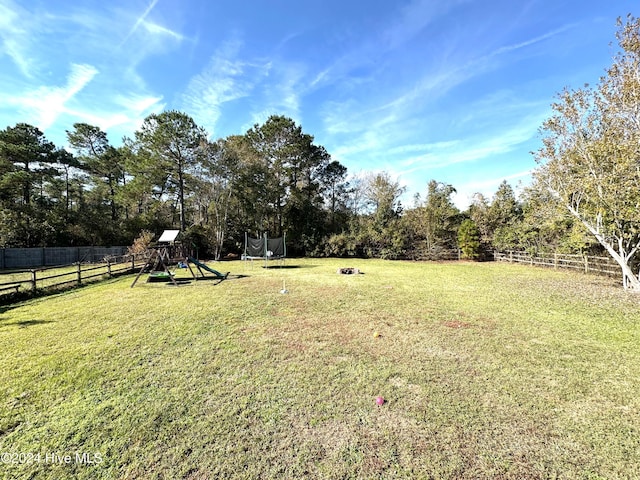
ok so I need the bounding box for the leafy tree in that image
[0,123,67,246]
[319,160,350,233]
[458,219,481,259]
[534,16,640,289]
[363,172,405,225]
[488,181,521,231]
[357,172,406,258]
[469,181,522,252]
[468,193,492,245]
[67,123,126,223]
[244,115,330,253]
[128,111,207,232]
[197,136,243,259]
[404,180,460,258]
[244,115,301,235]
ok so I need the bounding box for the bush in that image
[324,232,358,257]
[458,219,481,260]
[128,230,154,255]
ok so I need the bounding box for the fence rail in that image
[0,254,146,302]
[494,250,621,277]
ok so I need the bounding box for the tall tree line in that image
[1,16,639,287]
[0,114,628,263]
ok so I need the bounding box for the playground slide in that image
[188,257,228,278]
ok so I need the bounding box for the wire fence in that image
[0,253,147,303]
[494,250,621,277]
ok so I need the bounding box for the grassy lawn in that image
[1,258,639,479]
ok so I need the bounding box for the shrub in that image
[128,230,155,255]
[458,219,481,260]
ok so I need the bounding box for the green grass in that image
[1,258,639,479]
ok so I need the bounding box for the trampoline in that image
[243,233,286,268]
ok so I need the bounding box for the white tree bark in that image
[566,204,640,290]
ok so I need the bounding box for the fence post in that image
[554,253,558,269]
[107,259,112,278]
[583,254,589,273]
[131,254,136,272]
[31,270,37,292]
[77,262,82,286]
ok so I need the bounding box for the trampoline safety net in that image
[244,233,286,259]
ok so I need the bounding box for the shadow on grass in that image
[196,274,249,281]
[0,303,20,315]
[0,319,54,329]
[260,265,318,270]
[163,274,250,287]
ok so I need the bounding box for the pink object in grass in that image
[375,396,385,406]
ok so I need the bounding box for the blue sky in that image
[0,0,636,208]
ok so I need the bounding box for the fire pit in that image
[337,267,360,275]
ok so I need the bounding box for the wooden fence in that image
[0,254,147,301]
[494,250,621,277]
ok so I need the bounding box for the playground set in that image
[130,230,288,287]
[130,230,229,287]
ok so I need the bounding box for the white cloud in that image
[398,118,541,171]
[142,20,185,41]
[489,24,575,58]
[3,63,98,130]
[390,141,460,157]
[382,0,470,50]
[0,0,36,77]
[258,62,305,120]
[180,39,270,136]
[181,37,310,136]
[121,0,160,46]
[451,170,533,209]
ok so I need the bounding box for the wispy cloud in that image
[388,141,460,156]
[65,92,164,137]
[382,0,470,50]
[143,20,185,41]
[398,116,543,171]
[376,24,571,120]
[2,63,98,130]
[121,0,160,46]
[257,62,306,121]
[0,0,37,77]
[489,24,575,58]
[309,0,469,92]
[319,17,572,174]
[180,39,271,136]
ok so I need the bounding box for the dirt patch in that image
[442,320,473,329]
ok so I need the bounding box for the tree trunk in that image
[178,164,186,232]
[108,176,117,221]
[568,205,640,290]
